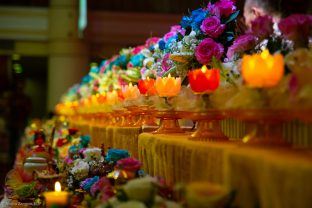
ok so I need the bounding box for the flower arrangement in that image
[227,14,312,62]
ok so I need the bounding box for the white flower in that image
[83,147,102,162]
[143,57,155,68]
[70,160,89,180]
[141,49,152,57]
[122,176,157,203]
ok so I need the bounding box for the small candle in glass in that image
[43,181,70,207]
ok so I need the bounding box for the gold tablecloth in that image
[138,133,312,208]
[87,124,142,158]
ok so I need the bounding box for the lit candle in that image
[242,49,284,88]
[138,77,157,96]
[107,90,119,104]
[188,65,220,93]
[122,83,141,100]
[155,74,181,97]
[43,181,70,207]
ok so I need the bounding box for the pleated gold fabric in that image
[138,133,312,208]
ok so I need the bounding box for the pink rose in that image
[195,38,224,65]
[226,34,257,59]
[115,157,141,172]
[251,15,274,40]
[208,0,236,17]
[164,31,176,42]
[200,16,226,38]
[278,14,312,48]
[145,37,161,47]
[132,45,144,55]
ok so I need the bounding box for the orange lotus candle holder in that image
[242,49,284,88]
[122,83,141,100]
[155,74,181,97]
[152,74,183,134]
[188,65,220,93]
[138,77,157,96]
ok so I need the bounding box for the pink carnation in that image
[200,16,226,38]
[227,34,257,59]
[251,15,274,40]
[115,157,141,172]
[195,38,224,65]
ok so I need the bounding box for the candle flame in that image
[201,65,208,73]
[248,59,256,70]
[168,73,171,78]
[129,82,133,87]
[55,181,61,192]
[147,77,150,81]
[261,49,270,60]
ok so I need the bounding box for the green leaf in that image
[177,32,184,41]
[224,10,240,25]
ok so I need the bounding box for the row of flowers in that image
[56,0,312,115]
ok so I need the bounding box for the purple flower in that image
[195,38,224,65]
[200,16,226,38]
[161,53,171,71]
[227,34,257,59]
[208,0,236,17]
[80,176,100,193]
[278,14,312,48]
[251,15,274,40]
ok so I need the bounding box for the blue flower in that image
[114,55,128,68]
[191,8,207,31]
[165,35,177,51]
[80,176,100,192]
[158,39,166,51]
[90,66,99,74]
[130,54,144,67]
[180,16,192,29]
[81,75,93,84]
[69,145,79,155]
[80,135,91,148]
[105,149,130,163]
